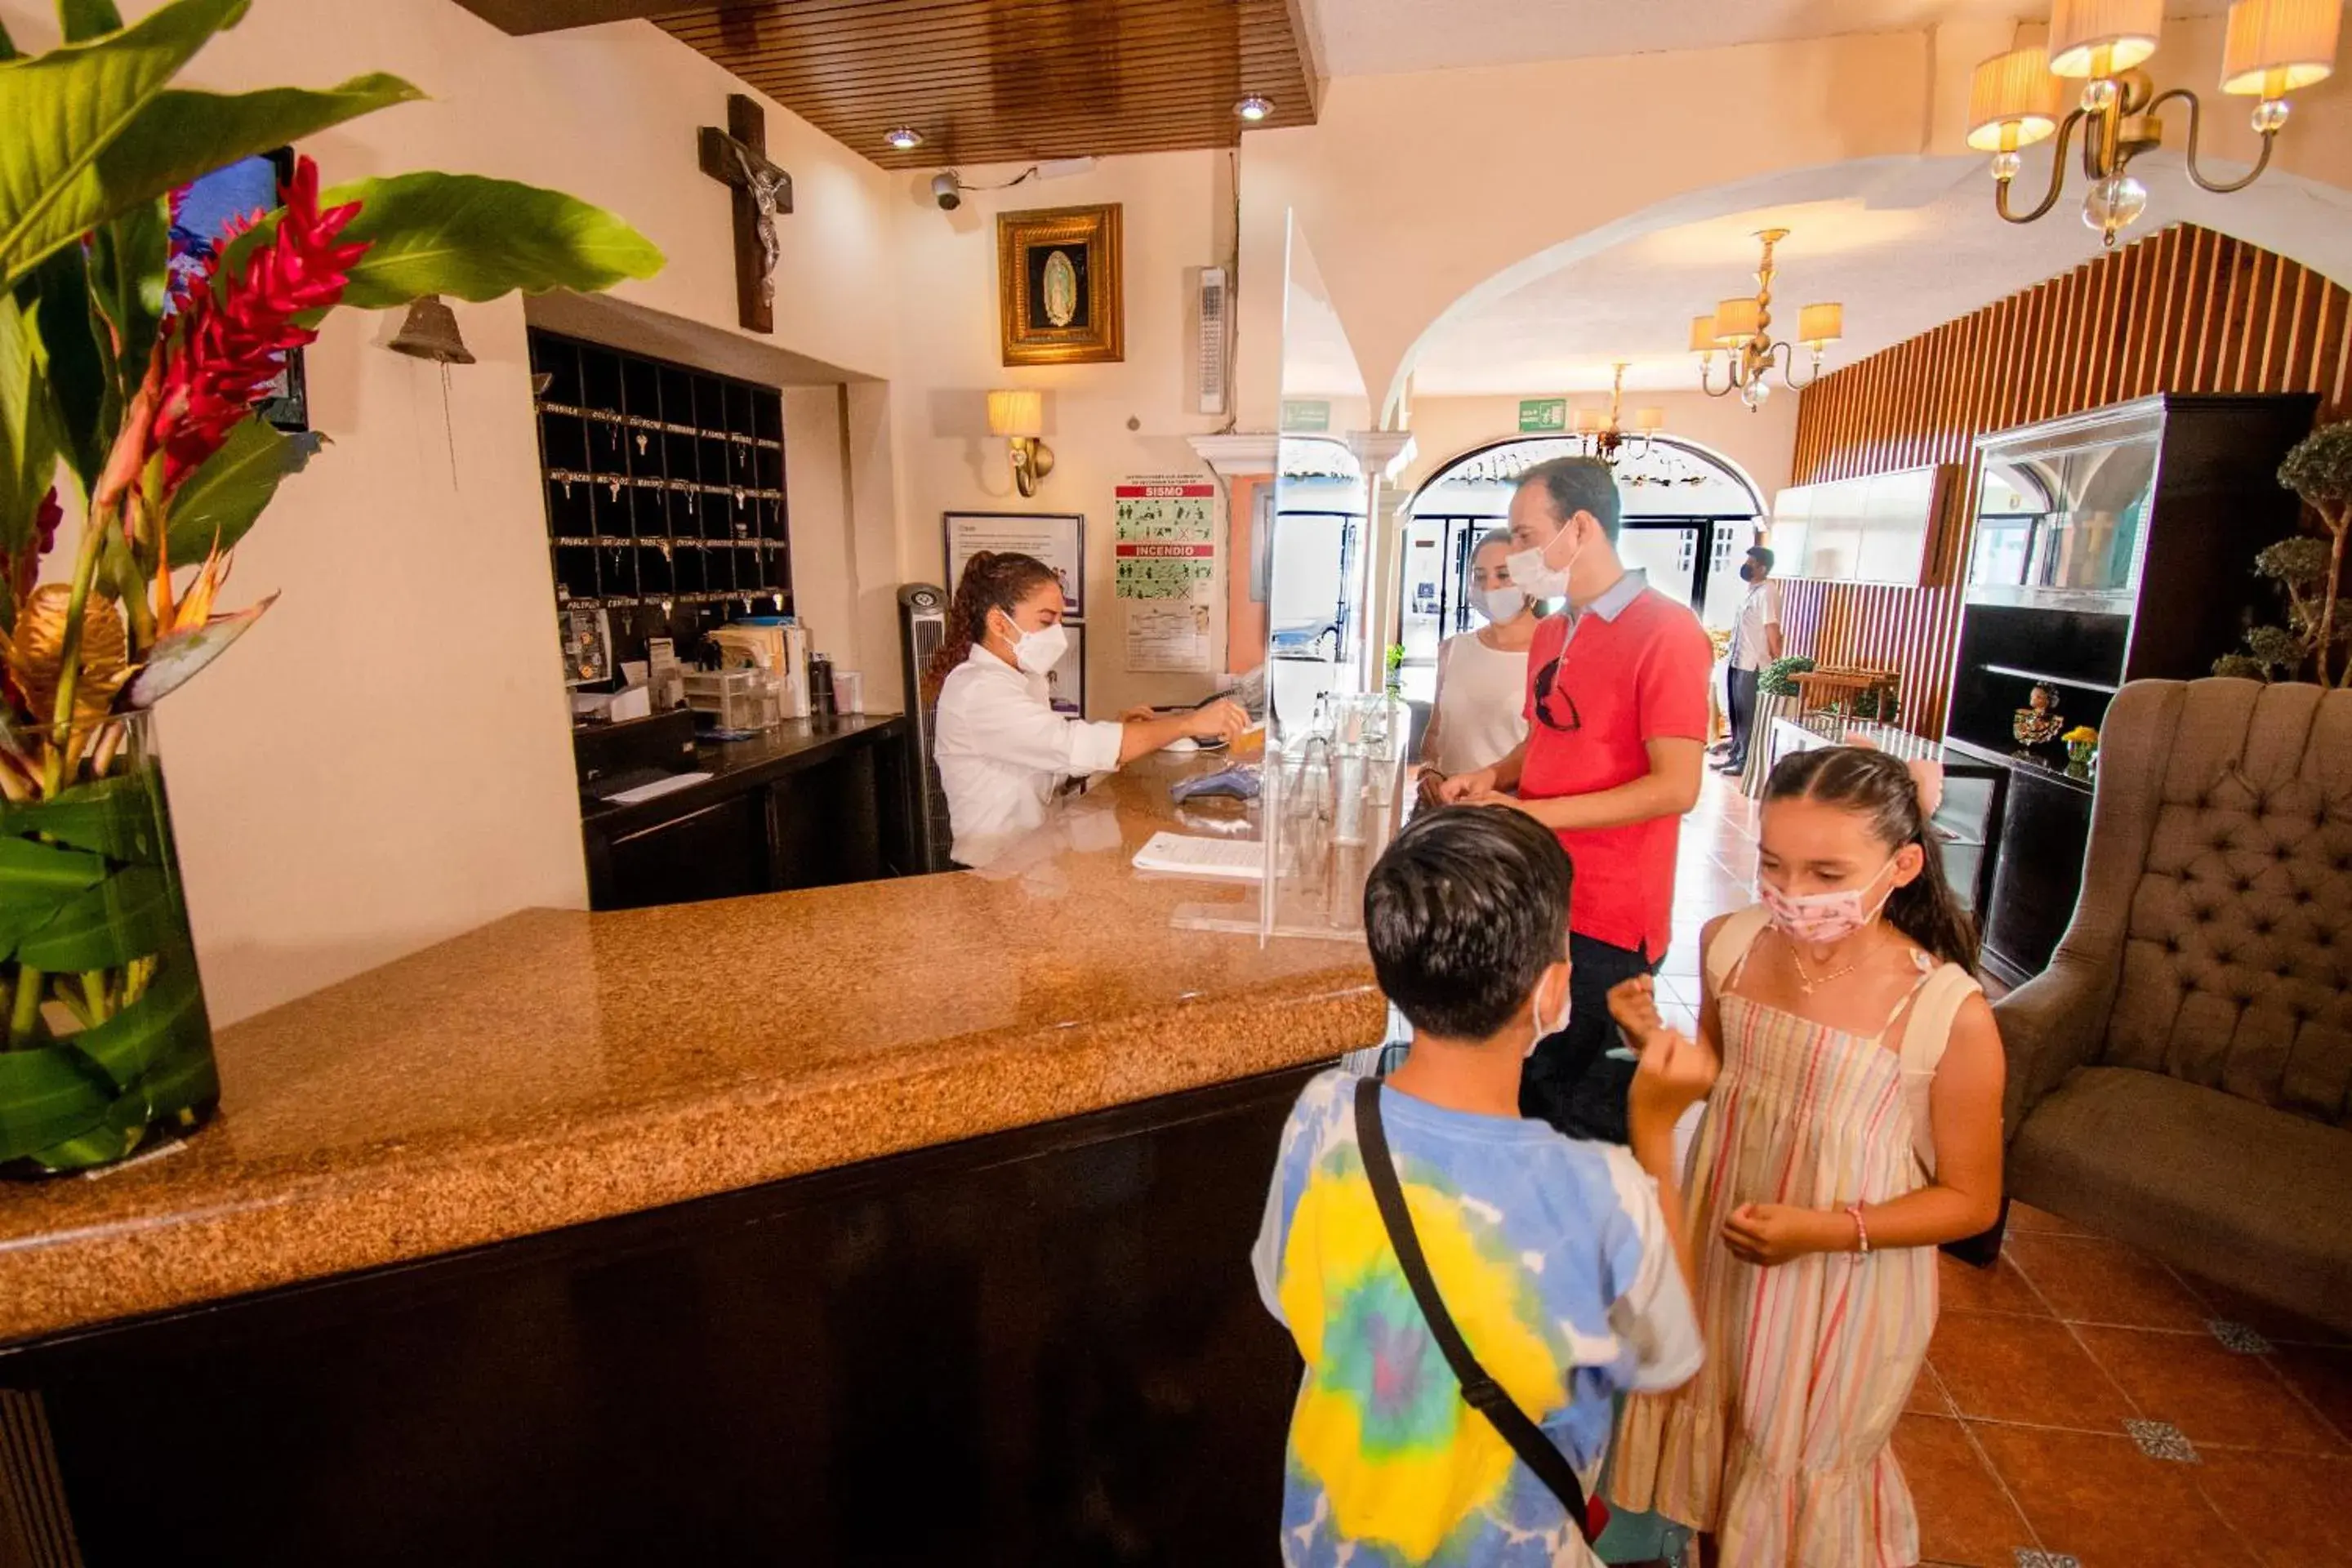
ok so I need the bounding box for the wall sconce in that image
[987,388,1054,497]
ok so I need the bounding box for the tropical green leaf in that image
[126,591,274,707]
[0,772,164,862]
[28,1012,216,1169]
[59,0,126,41]
[0,888,68,961]
[0,835,105,891]
[319,172,665,309]
[102,73,425,243]
[162,418,322,566]
[0,292,60,558]
[0,0,251,290]
[0,1042,111,1162]
[16,863,176,970]
[25,244,107,492]
[23,1120,140,1169]
[65,956,203,1088]
[86,192,167,416]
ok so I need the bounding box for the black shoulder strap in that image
[1352,1077,1596,1541]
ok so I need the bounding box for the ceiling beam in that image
[450,0,773,35]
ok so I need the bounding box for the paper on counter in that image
[607,771,712,805]
[1131,831,1263,882]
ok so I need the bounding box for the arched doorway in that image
[1395,434,1763,700]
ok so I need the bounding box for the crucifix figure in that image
[697,93,792,334]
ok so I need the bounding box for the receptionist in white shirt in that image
[927,551,1246,868]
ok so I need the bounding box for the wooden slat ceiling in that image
[651,0,1319,169]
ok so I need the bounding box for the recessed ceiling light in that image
[884,126,924,150]
[1234,95,1274,122]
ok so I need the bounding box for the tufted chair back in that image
[2085,679,2352,1125]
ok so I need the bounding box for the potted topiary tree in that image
[2215,421,2352,687]
[0,0,663,1173]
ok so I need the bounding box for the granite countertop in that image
[0,754,1381,1345]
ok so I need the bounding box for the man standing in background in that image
[1440,457,1711,1143]
[1718,546,1782,776]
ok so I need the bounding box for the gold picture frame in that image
[997,204,1124,367]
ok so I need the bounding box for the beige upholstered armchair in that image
[1996,678,2352,1333]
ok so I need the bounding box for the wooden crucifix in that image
[697,93,792,334]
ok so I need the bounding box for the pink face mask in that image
[1757,859,1896,946]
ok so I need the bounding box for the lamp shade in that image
[1967,47,2063,149]
[1573,408,1606,434]
[1688,314,1721,352]
[1634,407,1666,433]
[2221,0,2339,94]
[987,387,1044,438]
[1713,297,1762,345]
[2048,0,2163,77]
[1797,302,1845,346]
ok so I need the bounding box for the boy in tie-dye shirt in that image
[1252,806,1710,1567]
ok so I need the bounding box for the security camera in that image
[931,172,962,212]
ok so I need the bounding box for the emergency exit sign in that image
[1281,399,1331,431]
[1517,398,1568,433]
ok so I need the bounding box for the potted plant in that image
[0,0,662,1173]
[2214,420,2352,685]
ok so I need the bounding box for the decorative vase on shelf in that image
[0,10,663,1174]
[0,712,215,1174]
[2062,724,2100,777]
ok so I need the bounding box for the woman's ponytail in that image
[1762,746,1980,972]
[921,550,1060,701]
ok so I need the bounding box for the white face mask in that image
[1505,523,1584,604]
[996,612,1067,676]
[1476,585,1528,624]
[1528,968,1570,1054]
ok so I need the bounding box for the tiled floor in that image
[1667,771,2352,1568]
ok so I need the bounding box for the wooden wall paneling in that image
[1785,222,2350,739]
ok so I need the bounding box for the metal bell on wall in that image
[388,295,475,364]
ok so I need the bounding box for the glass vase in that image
[0,711,217,1177]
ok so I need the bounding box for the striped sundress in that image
[1608,907,1975,1567]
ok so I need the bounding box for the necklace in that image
[1789,944,1861,995]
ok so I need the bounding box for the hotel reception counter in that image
[0,754,1380,1566]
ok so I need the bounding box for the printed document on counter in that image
[1130,831,1263,882]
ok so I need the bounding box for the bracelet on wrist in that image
[1846,1202,1871,1255]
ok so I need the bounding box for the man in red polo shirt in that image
[1440,457,1711,1142]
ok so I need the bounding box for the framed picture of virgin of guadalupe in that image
[997,204,1124,367]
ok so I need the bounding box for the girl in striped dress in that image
[1605,746,2006,1567]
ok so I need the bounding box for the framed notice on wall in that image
[943,511,1087,619]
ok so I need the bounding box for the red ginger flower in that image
[149,155,369,493]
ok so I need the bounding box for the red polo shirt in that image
[1518,571,1713,959]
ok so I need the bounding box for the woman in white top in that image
[1416,529,1539,806]
[927,551,1246,867]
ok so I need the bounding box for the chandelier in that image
[1688,229,1843,412]
[1967,0,2339,248]
[1572,363,1664,466]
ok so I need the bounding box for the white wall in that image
[885,150,1237,716]
[1398,392,1797,508]
[0,0,902,1022]
[1236,16,2352,425]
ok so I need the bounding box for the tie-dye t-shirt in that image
[1251,1070,1702,1568]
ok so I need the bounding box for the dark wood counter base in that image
[2,1061,1321,1566]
